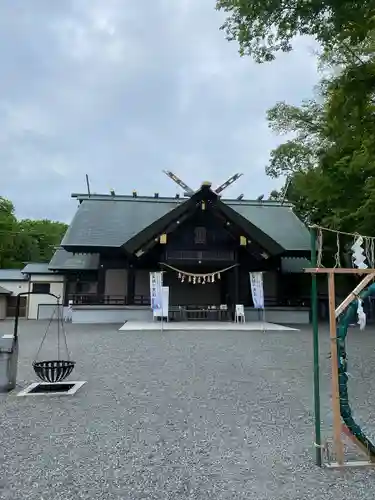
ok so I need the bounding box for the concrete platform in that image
[118,321,299,331]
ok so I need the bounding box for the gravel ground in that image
[1,320,375,499]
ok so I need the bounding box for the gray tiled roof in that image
[49,248,100,270]
[0,269,27,281]
[230,201,310,252]
[61,194,310,252]
[62,197,179,248]
[0,285,11,294]
[22,263,55,275]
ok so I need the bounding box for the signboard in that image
[249,272,264,309]
[161,286,169,318]
[150,272,163,318]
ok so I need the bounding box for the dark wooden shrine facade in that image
[61,183,310,309]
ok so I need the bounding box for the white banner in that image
[249,272,264,309]
[161,286,169,317]
[150,272,163,317]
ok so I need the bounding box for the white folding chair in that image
[235,304,245,323]
[64,300,73,323]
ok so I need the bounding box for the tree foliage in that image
[265,54,375,235]
[216,0,375,63]
[217,0,375,245]
[0,196,67,268]
[0,198,18,268]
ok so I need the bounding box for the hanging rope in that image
[160,262,238,276]
[316,228,324,267]
[159,262,239,284]
[351,235,357,268]
[364,237,375,269]
[34,305,58,362]
[34,298,71,362]
[334,232,341,268]
[310,224,375,269]
[310,224,375,241]
[58,299,70,360]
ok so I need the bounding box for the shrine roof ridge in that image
[71,192,294,208]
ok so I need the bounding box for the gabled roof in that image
[122,186,284,257]
[22,263,56,275]
[0,269,27,281]
[49,248,100,271]
[0,285,11,294]
[61,190,310,254]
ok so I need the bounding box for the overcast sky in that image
[1,0,319,223]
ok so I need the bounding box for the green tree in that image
[17,219,68,263]
[12,231,41,267]
[0,197,18,268]
[0,196,68,268]
[265,55,375,235]
[216,0,375,62]
[216,0,375,267]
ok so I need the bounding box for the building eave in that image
[123,185,284,258]
[122,196,196,255]
[214,199,284,256]
[63,189,310,254]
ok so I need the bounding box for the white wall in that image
[104,269,127,296]
[72,306,152,324]
[0,296,6,320]
[0,280,29,295]
[28,274,65,320]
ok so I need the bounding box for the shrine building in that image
[48,173,311,324]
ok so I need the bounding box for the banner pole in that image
[160,272,164,333]
[261,272,265,332]
[262,306,266,332]
[249,271,265,329]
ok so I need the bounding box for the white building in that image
[0,264,65,320]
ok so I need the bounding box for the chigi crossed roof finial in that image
[163,170,243,197]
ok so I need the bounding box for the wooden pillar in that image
[127,265,135,305]
[275,270,282,306]
[220,275,226,304]
[276,258,282,305]
[97,266,105,299]
[234,263,239,305]
[233,252,240,321]
[63,276,69,306]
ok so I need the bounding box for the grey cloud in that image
[0,0,319,222]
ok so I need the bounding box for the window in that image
[32,283,51,294]
[194,226,207,244]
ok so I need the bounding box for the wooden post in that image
[328,271,344,465]
[335,272,375,318]
[304,266,375,467]
[97,265,106,299]
[305,268,375,274]
[127,265,135,305]
[234,255,239,306]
